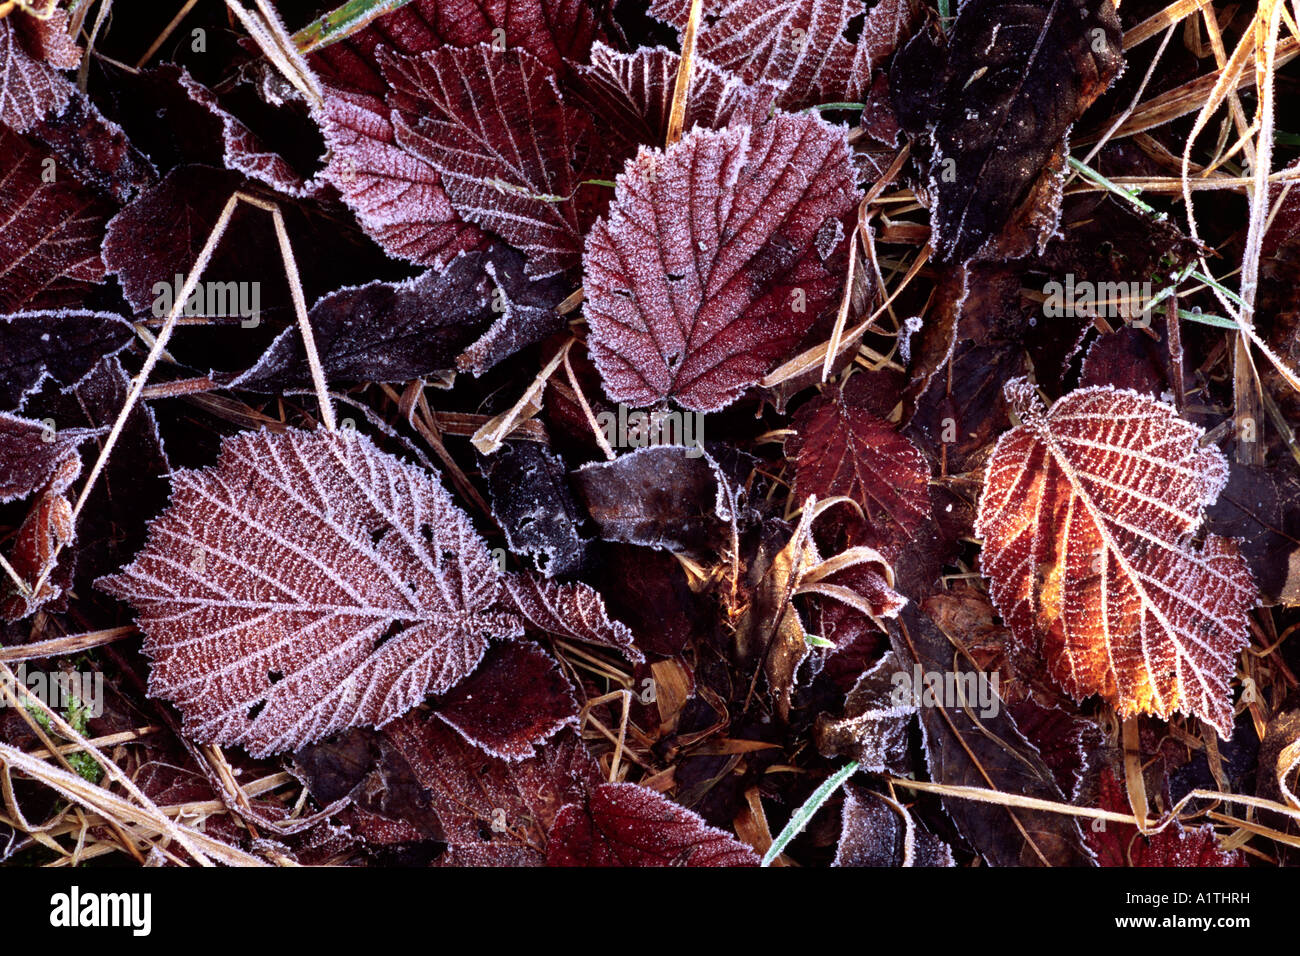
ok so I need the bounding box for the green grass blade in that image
[292,0,415,54]
[761,760,859,866]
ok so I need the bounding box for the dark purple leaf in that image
[0,310,133,410]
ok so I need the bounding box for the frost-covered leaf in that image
[547,782,759,866]
[834,782,954,867]
[28,90,155,204]
[0,310,133,410]
[648,0,919,110]
[891,0,1122,262]
[1079,327,1169,397]
[481,440,589,578]
[315,86,483,267]
[0,411,96,622]
[1085,768,1244,866]
[0,409,93,503]
[383,44,603,278]
[306,0,617,267]
[788,385,931,559]
[11,4,80,70]
[97,427,525,757]
[433,639,578,760]
[0,126,111,312]
[815,651,915,773]
[307,0,617,92]
[584,114,858,411]
[384,715,600,865]
[976,381,1257,738]
[568,43,779,165]
[233,250,503,391]
[500,570,643,663]
[456,245,567,375]
[178,71,324,200]
[0,14,75,132]
[573,446,732,555]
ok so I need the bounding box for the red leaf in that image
[547,782,760,866]
[306,0,615,268]
[0,409,91,504]
[649,0,918,110]
[98,428,525,757]
[308,0,615,94]
[500,570,644,662]
[384,715,600,865]
[316,85,483,267]
[569,42,779,165]
[788,385,931,559]
[1085,769,1244,866]
[584,113,858,411]
[975,380,1257,738]
[383,44,602,278]
[0,126,110,312]
[433,639,578,760]
[0,15,75,132]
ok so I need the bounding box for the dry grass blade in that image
[0,627,135,662]
[0,742,267,866]
[665,0,703,147]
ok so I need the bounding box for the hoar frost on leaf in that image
[0,126,111,313]
[834,782,954,867]
[547,782,760,866]
[648,0,919,110]
[975,380,1257,738]
[0,311,133,411]
[583,113,859,412]
[432,639,579,761]
[382,44,603,278]
[98,428,525,757]
[315,85,483,268]
[568,42,779,165]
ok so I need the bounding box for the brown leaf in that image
[892,0,1123,262]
